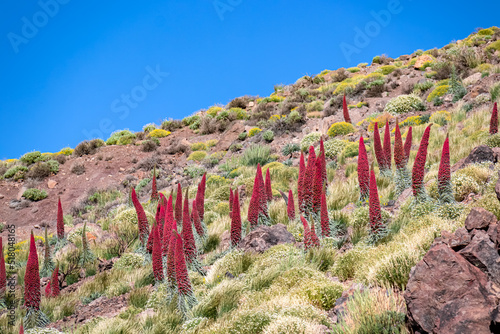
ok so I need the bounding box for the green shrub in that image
[384,94,424,114]
[4,165,28,179]
[306,101,324,112]
[429,110,451,126]
[305,281,344,310]
[106,130,136,145]
[300,132,322,151]
[347,67,360,73]
[206,106,223,117]
[184,165,206,178]
[240,145,273,166]
[282,143,300,157]
[413,80,434,93]
[182,115,200,127]
[262,130,275,142]
[324,139,348,159]
[341,141,359,158]
[286,110,303,124]
[20,151,44,165]
[249,127,262,137]
[129,287,149,309]
[377,65,397,75]
[327,122,355,137]
[216,110,230,121]
[372,55,381,64]
[229,143,242,152]
[238,132,248,141]
[194,281,244,319]
[188,151,208,162]
[486,134,500,148]
[23,188,48,201]
[142,123,156,133]
[490,82,500,102]
[486,40,500,53]
[191,142,208,151]
[229,107,248,120]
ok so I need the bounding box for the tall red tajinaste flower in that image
[358,136,370,200]
[303,146,317,212]
[309,218,321,248]
[152,224,164,282]
[196,173,207,221]
[229,187,234,214]
[44,281,51,298]
[192,200,204,237]
[174,232,194,296]
[298,152,306,213]
[412,125,432,197]
[373,122,387,170]
[166,223,178,287]
[320,188,330,237]
[151,166,159,201]
[20,323,24,334]
[24,232,41,310]
[312,155,324,214]
[394,120,405,170]
[248,165,263,228]
[490,102,498,134]
[57,197,64,239]
[300,216,312,251]
[256,164,268,219]
[175,183,183,223]
[158,203,166,242]
[182,190,197,263]
[287,189,295,220]
[319,138,327,187]
[343,94,351,123]
[50,264,59,297]
[162,195,174,256]
[404,126,412,164]
[369,168,383,235]
[438,135,451,197]
[230,189,242,247]
[131,187,150,246]
[146,222,155,254]
[265,168,272,202]
[0,238,6,293]
[383,121,392,168]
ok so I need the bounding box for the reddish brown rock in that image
[404,243,496,334]
[465,207,497,231]
[238,224,295,253]
[459,230,500,286]
[440,228,471,250]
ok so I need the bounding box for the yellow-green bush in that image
[249,127,262,137]
[57,147,74,156]
[300,132,322,151]
[191,142,208,151]
[327,122,355,137]
[429,110,451,126]
[347,67,360,73]
[377,65,397,75]
[486,40,500,53]
[148,129,170,138]
[348,102,368,109]
[207,106,223,117]
[384,94,423,114]
[188,151,208,162]
[427,85,450,102]
[106,130,136,145]
[207,139,218,148]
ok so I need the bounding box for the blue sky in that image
[0,0,498,159]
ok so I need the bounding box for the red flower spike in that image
[312,156,323,214]
[320,188,330,237]
[44,281,51,298]
[404,126,412,164]
[192,199,204,237]
[369,168,383,235]
[343,94,351,123]
[20,323,24,334]
[394,120,405,169]
[162,195,174,256]
[24,232,41,310]
[166,223,178,286]
[319,139,327,187]
[256,164,268,218]
[491,102,498,135]
[131,187,150,245]
[265,168,273,202]
[438,135,451,197]
[300,216,311,251]
[175,183,183,224]
[231,189,242,246]
[412,125,432,197]
[383,121,392,168]
[197,173,207,221]
[229,187,234,214]
[158,203,165,242]
[146,223,155,254]
[309,218,321,248]
[0,238,6,292]
[57,197,64,239]
[247,166,263,228]
[298,152,306,213]
[50,264,59,297]
[373,122,387,170]
[357,136,370,200]
[287,189,295,220]
[174,232,194,296]
[151,166,159,201]
[152,224,164,282]
[303,146,317,212]
[182,189,197,263]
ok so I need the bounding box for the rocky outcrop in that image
[452,145,496,172]
[238,223,295,253]
[404,208,500,333]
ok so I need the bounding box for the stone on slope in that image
[459,230,500,286]
[238,223,295,253]
[465,207,497,231]
[452,145,496,172]
[404,243,496,334]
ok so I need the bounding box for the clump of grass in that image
[240,145,273,167]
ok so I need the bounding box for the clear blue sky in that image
[0,0,498,159]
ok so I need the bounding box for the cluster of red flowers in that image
[287,189,295,220]
[182,189,197,264]
[45,265,60,298]
[230,189,242,246]
[357,136,369,200]
[301,216,320,251]
[369,168,383,235]
[298,141,327,215]
[152,223,164,282]
[438,135,452,202]
[412,125,432,197]
[57,198,64,239]
[131,188,150,245]
[24,232,41,310]
[490,102,498,135]
[247,164,268,228]
[343,94,351,123]
[151,166,159,201]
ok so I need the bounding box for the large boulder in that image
[452,145,496,172]
[238,223,295,253]
[405,243,497,333]
[465,207,497,231]
[460,230,500,286]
